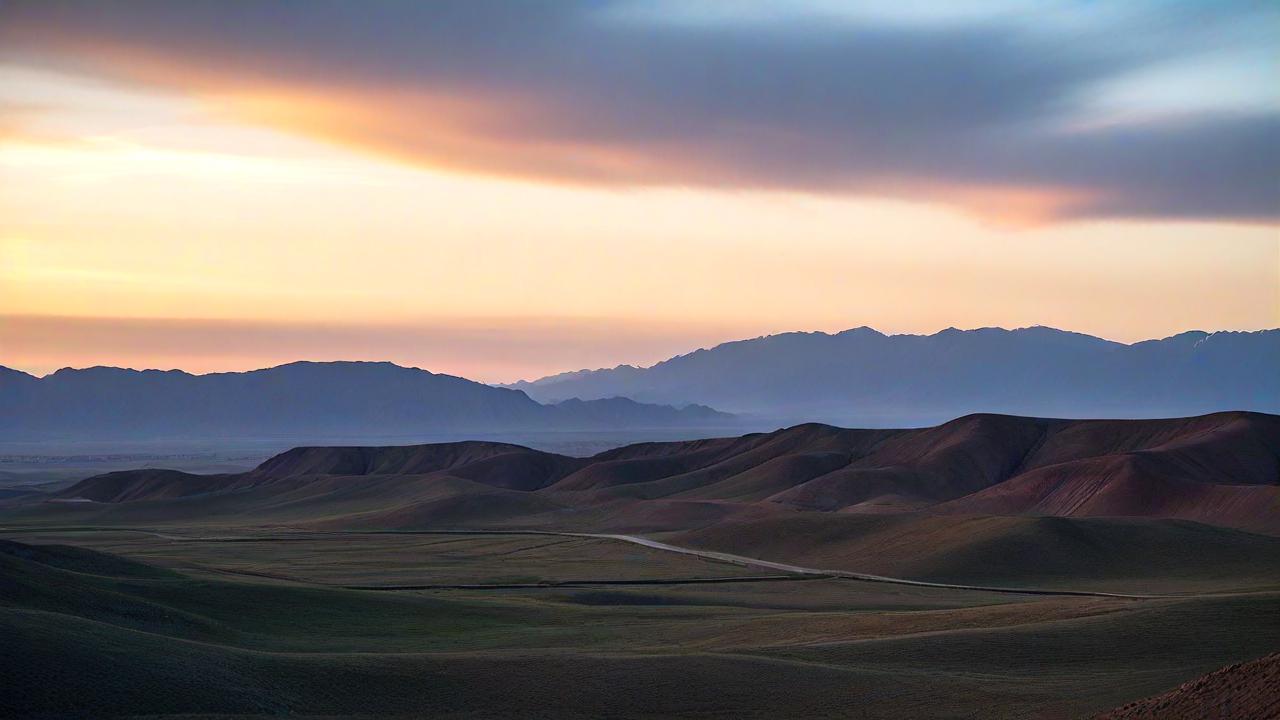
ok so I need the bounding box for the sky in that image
[1,0,1277,382]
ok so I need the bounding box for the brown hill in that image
[550,424,894,499]
[938,412,1280,533]
[61,441,584,503]
[550,412,1279,532]
[767,414,1047,511]
[248,442,587,490]
[51,411,1280,534]
[61,468,238,503]
[1092,652,1279,720]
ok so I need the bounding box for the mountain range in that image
[0,361,730,442]
[507,326,1280,425]
[5,325,1276,443]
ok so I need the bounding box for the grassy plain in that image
[2,522,1277,719]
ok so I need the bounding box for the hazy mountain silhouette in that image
[507,326,1280,425]
[0,361,731,442]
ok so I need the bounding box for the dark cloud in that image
[1,0,1275,222]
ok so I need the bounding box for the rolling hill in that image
[507,326,1280,425]
[47,411,1280,536]
[0,361,733,442]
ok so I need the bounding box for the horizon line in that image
[5,323,1276,383]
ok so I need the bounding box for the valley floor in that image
[2,521,1277,719]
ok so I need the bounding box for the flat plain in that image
[2,521,1278,719]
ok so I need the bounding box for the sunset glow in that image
[1,2,1276,381]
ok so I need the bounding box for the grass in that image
[2,523,1278,718]
[0,528,765,586]
[670,513,1280,593]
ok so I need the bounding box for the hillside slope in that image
[48,412,1280,535]
[937,412,1280,532]
[1092,652,1279,720]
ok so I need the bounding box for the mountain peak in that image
[836,326,885,338]
[260,360,423,373]
[0,362,734,441]
[513,325,1279,423]
[46,365,195,380]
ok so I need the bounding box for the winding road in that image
[1,525,1167,599]
[557,531,1163,599]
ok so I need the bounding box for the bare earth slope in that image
[939,412,1280,533]
[1093,652,1280,720]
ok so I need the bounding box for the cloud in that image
[1,0,1276,223]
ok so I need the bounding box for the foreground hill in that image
[508,326,1280,425]
[50,411,1280,536]
[0,361,732,442]
[1093,652,1279,720]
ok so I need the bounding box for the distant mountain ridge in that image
[0,361,732,442]
[506,326,1280,425]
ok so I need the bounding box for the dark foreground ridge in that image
[1093,652,1280,720]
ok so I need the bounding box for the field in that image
[2,520,1277,719]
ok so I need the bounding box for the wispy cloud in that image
[1,1,1275,224]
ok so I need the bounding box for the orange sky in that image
[1,8,1278,382]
